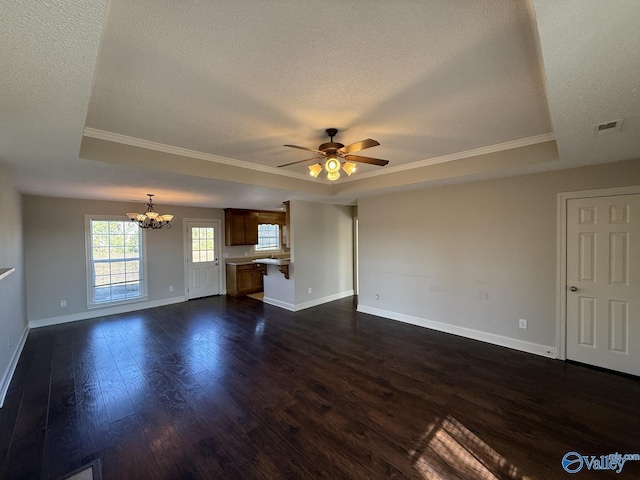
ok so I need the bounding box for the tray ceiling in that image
[2,1,639,208]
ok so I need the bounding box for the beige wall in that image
[23,195,225,323]
[290,200,354,306]
[22,195,353,322]
[0,167,28,404]
[358,158,640,351]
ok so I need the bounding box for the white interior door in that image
[186,221,220,299]
[566,194,640,376]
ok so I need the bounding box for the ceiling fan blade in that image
[277,157,323,168]
[339,138,380,155]
[283,144,325,155]
[345,154,389,166]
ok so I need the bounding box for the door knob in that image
[569,286,578,292]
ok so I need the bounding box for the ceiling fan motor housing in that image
[318,141,344,153]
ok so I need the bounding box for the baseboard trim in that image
[263,290,355,312]
[263,297,296,311]
[28,296,187,329]
[293,290,355,312]
[357,305,557,359]
[0,324,29,408]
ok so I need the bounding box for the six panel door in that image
[566,194,639,376]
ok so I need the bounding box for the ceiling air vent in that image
[594,119,623,136]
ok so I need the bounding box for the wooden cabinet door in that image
[244,212,259,245]
[254,267,264,291]
[225,210,246,246]
[236,265,255,294]
[225,209,259,246]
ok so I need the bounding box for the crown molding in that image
[82,127,318,182]
[340,132,556,182]
[84,127,555,185]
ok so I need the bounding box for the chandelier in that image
[126,194,173,229]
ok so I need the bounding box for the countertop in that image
[226,258,291,266]
[252,258,291,265]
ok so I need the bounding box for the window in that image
[255,224,280,251]
[191,226,215,262]
[86,216,146,307]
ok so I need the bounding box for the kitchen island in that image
[252,258,294,309]
[252,258,290,279]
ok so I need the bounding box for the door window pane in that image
[192,227,215,263]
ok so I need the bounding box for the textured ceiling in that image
[1,1,639,209]
[533,0,640,167]
[85,0,551,174]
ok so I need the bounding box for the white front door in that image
[186,221,220,299]
[566,194,640,376]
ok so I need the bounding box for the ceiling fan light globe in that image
[325,157,340,173]
[326,171,340,181]
[342,161,357,176]
[308,163,323,177]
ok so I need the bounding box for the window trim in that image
[254,223,282,253]
[85,214,148,309]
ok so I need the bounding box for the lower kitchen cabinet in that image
[226,263,264,297]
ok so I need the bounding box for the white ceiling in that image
[1,0,639,210]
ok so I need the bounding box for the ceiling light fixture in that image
[324,156,341,181]
[308,163,323,178]
[126,194,173,229]
[307,158,358,181]
[342,161,357,176]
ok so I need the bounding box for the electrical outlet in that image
[307,287,312,294]
[169,286,174,292]
[60,300,67,307]
[519,319,527,329]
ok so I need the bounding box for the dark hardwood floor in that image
[1,296,639,479]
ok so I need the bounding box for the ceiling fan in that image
[278,128,389,181]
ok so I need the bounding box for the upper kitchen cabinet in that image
[225,209,259,246]
[224,208,286,246]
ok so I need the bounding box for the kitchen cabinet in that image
[224,208,286,246]
[224,209,259,246]
[257,210,285,225]
[226,263,265,297]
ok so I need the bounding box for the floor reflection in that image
[254,318,266,337]
[410,415,530,480]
